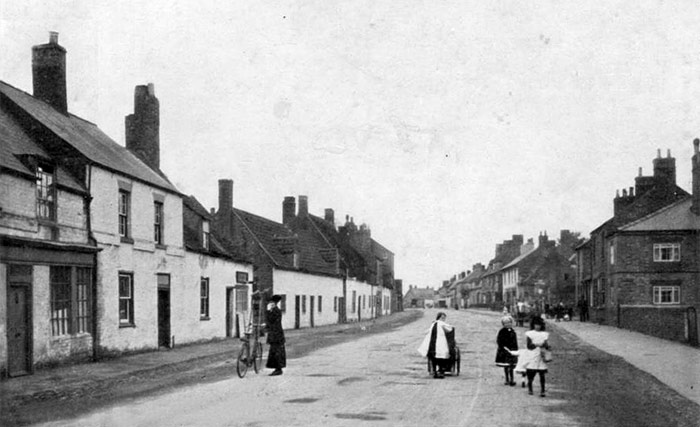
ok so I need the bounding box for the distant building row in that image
[416,231,578,314]
[0,34,397,378]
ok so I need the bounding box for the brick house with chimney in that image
[480,235,524,308]
[282,197,395,322]
[501,232,573,313]
[576,147,697,342]
[338,216,395,318]
[0,35,264,376]
[213,181,345,330]
[0,59,99,376]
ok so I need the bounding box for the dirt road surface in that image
[27,309,700,427]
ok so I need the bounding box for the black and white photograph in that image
[1,1,700,426]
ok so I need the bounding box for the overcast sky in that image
[3,1,700,288]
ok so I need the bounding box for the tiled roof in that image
[619,198,700,231]
[233,208,339,276]
[0,81,179,194]
[0,105,85,193]
[308,214,367,277]
[502,246,537,270]
[233,208,295,268]
[464,268,485,282]
[404,288,436,299]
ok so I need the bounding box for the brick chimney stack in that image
[298,195,308,217]
[282,197,296,224]
[692,139,700,215]
[218,179,234,216]
[653,148,676,186]
[126,83,160,170]
[324,208,335,225]
[32,31,67,113]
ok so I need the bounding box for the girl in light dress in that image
[507,315,551,396]
[524,315,551,397]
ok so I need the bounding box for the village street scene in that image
[2,2,700,426]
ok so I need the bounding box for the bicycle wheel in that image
[236,343,249,378]
[253,341,263,373]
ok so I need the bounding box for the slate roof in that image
[619,198,700,231]
[0,106,85,193]
[183,196,250,264]
[0,81,179,195]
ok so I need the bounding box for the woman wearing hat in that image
[265,295,286,376]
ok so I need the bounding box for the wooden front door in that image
[309,296,315,328]
[294,295,300,329]
[226,288,234,338]
[7,265,32,377]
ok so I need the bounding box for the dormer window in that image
[36,164,56,220]
[202,220,210,250]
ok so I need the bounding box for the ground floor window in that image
[119,272,134,326]
[50,266,92,336]
[351,291,356,313]
[334,296,338,312]
[302,295,307,313]
[200,277,210,319]
[653,285,680,305]
[318,295,322,312]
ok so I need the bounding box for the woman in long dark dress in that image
[265,295,286,376]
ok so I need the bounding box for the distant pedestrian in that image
[516,300,525,327]
[579,298,589,322]
[265,295,286,376]
[525,315,551,397]
[418,312,454,379]
[495,316,518,386]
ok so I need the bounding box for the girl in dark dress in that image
[495,316,518,386]
[265,295,286,376]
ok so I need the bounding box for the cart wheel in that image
[236,343,249,378]
[253,342,263,373]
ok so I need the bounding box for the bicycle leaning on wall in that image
[236,291,265,378]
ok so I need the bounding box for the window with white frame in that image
[609,242,615,265]
[653,285,680,304]
[154,201,164,244]
[653,243,680,262]
[49,266,92,335]
[36,164,56,220]
[200,277,210,318]
[202,220,210,250]
[118,190,130,238]
[119,273,134,325]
